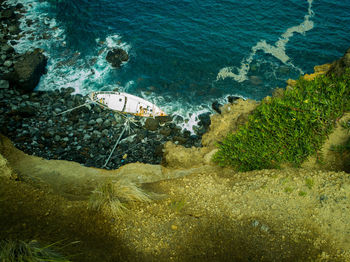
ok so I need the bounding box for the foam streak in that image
[217,0,314,82]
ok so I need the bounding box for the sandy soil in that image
[1,159,350,261]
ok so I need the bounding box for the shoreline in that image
[0,1,212,169]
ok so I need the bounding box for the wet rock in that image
[93,130,102,137]
[1,9,16,20]
[160,127,171,137]
[2,44,14,54]
[156,115,172,124]
[15,3,24,10]
[173,136,187,145]
[8,48,48,92]
[144,118,159,131]
[11,105,36,117]
[103,119,111,128]
[8,25,20,35]
[96,118,103,124]
[3,60,12,67]
[106,48,129,68]
[0,80,9,89]
[26,19,33,27]
[198,112,211,129]
[211,101,222,114]
[227,95,240,103]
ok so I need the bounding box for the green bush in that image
[214,70,350,171]
[0,240,71,262]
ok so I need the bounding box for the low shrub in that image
[214,70,350,171]
[0,239,71,262]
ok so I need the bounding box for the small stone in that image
[3,60,12,67]
[54,135,61,142]
[8,25,21,35]
[83,134,91,140]
[54,108,62,114]
[145,118,159,131]
[32,102,40,108]
[103,119,111,127]
[102,129,109,136]
[63,137,69,142]
[2,44,14,54]
[93,130,101,137]
[171,225,178,230]
[96,118,103,124]
[88,119,96,125]
[0,80,9,89]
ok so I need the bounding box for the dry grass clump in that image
[89,178,161,217]
[0,239,70,262]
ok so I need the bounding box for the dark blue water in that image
[10,0,350,128]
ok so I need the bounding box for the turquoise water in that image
[10,0,350,129]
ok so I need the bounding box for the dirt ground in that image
[1,162,350,261]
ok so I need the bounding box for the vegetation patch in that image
[305,178,315,190]
[89,179,159,217]
[214,71,350,171]
[330,120,350,154]
[0,240,71,262]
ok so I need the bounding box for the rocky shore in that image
[0,1,212,169]
[0,85,212,169]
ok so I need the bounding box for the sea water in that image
[7,0,350,131]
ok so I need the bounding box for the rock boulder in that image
[7,48,47,92]
[106,48,129,68]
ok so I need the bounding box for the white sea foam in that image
[7,0,66,54]
[6,0,131,94]
[217,0,314,82]
[140,90,247,134]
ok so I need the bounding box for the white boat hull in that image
[90,91,167,117]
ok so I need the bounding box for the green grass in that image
[330,120,350,154]
[169,199,187,213]
[284,187,294,194]
[89,178,162,217]
[213,70,350,171]
[0,240,71,262]
[298,191,307,197]
[305,178,314,190]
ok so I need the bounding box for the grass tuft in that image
[214,70,350,171]
[89,178,160,217]
[0,239,71,262]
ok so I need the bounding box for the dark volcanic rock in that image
[7,48,48,92]
[327,47,350,77]
[198,112,211,129]
[0,80,9,89]
[211,101,222,114]
[1,9,16,20]
[11,105,36,117]
[144,118,159,131]
[156,115,172,124]
[106,48,129,68]
[227,95,240,103]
